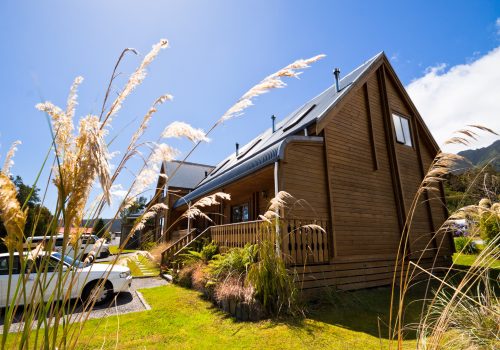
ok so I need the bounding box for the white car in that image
[25,234,110,260]
[0,252,132,307]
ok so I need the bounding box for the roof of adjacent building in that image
[165,160,215,190]
[173,52,384,209]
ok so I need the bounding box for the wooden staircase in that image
[160,227,211,270]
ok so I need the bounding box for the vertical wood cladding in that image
[324,73,401,256]
[384,71,451,258]
[281,142,330,220]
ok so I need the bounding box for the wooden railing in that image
[282,218,329,266]
[210,218,330,265]
[161,228,206,268]
[210,220,269,250]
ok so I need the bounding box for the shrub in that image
[174,263,200,288]
[181,240,219,264]
[148,241,169,265]
[454,236,478,255]
[208,243,258,280]
[246,239,301,316]
[478,208,500,244]
[141,241,156,251]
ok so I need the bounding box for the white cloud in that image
[406,46,500,153]
[496,18,500,36]
[110,184,128,199]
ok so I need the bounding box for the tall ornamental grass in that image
[0,39,324,349]
[389,125,499,349]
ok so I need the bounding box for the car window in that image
[0,256,20,275]
[35,256,60,273]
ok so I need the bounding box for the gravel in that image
[0,277,168,334]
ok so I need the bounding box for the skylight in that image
[282,104,316,132]
[209,158,230,176]
[237,138,262,159]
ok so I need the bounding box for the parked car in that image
[0,251,131,307]
[25,234,110,259]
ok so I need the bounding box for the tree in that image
[12,175,40,207]
[92,218,107,237]
[0,175,53,241]
[25,205,53,237]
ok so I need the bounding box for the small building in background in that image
[144,161,215,245]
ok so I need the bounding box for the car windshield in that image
[51,252,84,269]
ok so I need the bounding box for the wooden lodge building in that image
[155,52,454,292]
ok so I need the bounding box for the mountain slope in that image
[457,139,500,171]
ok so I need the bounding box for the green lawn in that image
[453,253,500,269]
[124,255,159,277]
[109,246,137,255]
[10,284,427,349]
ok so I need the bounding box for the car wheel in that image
[81,280,113,306]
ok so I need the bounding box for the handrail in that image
[211,219,264,228]
[170,227,211,260]
[161,227,211,268]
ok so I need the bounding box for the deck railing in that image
[210,220,269,250]
[210,218,330,265]
[282,218,330,265]
[161,228,198,267]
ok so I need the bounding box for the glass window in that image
[392,114,412,147]
[0,256,20,275]
[231,203,249,223]
[35,256,60,273]
[55,238,64,247]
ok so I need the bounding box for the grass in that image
[123,255,160,277]
[6,284,430,349]
[453,252,500,269]
[109,246,137,255]
[125,258,144,277]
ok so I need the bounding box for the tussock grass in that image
[0,38,324,349]
[389,125,499,349]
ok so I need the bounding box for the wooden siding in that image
[164,59,453,292]
[384,73,451,258]
[295,254,449,292]
[323,73,401,257]
[280,141,330,220]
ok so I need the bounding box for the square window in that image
[231,203,249,223]
[392,114,412,147]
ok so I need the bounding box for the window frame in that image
[392,113,413,147]
[231,203,249,223]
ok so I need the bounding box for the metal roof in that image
[165,161,215,189]
[173,52,384,209]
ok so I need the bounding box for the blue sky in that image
[1,1,499,218]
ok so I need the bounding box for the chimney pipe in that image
[333,68,341,92]
[271,115,276,133]
[235,142,239,156]
[204,171,208,178]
